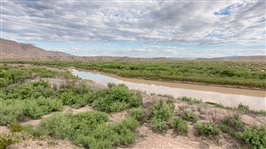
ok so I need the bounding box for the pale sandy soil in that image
[7,140,85,149]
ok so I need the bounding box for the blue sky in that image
[2,0,265,58]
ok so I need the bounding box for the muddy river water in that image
[72,69,265,111]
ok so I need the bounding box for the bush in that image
[150,118,167,131]
[74,92,95,108]
[24,111,139,148]
[221,115,244,132]
[238,103,249,112]
[57,91,76,105]
[148,100,174,122]
[109,118,139,145]
[171,118,188,135]
[22,124,49,138]
[38,112,74,139]
[148,100,175,131]
[93,83,142,112]
[195,122,221,137]
[129,108,144,121]
[0,100,24,125]
[177,96,202,105]
[0,131,32,149]
[181,110,198,122]
[235,124,266,148]
[7,123,24,133]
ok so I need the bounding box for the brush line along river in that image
[72,69,266,111]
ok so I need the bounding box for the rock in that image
[197,142,210,149]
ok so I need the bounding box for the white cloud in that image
[2,0,265,57]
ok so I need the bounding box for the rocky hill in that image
[0,38,71,59]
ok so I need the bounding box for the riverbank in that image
[72,68,266,111]
[75,68,265,98]
[3,59,266,90]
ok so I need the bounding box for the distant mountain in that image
[196,55,265,62]
[0,38,71,59]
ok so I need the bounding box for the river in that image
[72,69,266,111]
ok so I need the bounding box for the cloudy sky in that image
[2,0,265,58]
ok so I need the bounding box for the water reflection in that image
[72,69,266,111]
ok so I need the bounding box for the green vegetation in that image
[205,102,266,116]
[7,60,265,89]
[0,66,142,125]
[0,123,32,149]
[23,111,139,149]
[0,131,32,149]
[177,96,203,105]
[0,65,143,148]
[7,123,24,133]
[195,122,221,137]
[220,113,244,135]
[205,102,225,108]
[0,65,74,88]
[171,118,188,135]
[220,112,266,148]
[1,64,266,148]
[148,100,175,131]
[92,83,142,112]
[0,77,67,124]
[181,110,199,122]
[128,108,144,121]
[235,124,266,149]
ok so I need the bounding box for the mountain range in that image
[0,38,264,62]
[0,38,71,59]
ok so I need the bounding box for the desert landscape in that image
[1,39,266,149]
[1,1,265,148]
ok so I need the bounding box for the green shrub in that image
[238,103,249,112]
[129,108,144,121]
[148,100,174,122]
[157,94,174,99]
[57,91,76,105]
[235,124,266,148]
[74,92,95,108]
[0,138,15,149]
[195,122,221,137]
[219,123,237,137]
[150,117,167,131]
[37,113,74,139]
[73,118,138,148]
[93,83,142,112]
[171,118,188,135]
[22,124,49,138]
[70,111,109,136]
[23,111,139,148]
[0,100,24,125]
[205,102,224,108]
[177,96,202,105]
[0,131,32,149]
[221,115,244,132]
[109,118,139,145]
[181,110,198,122]
[7,123,24,133]
[148,100,175,131]
[23,100,44,119]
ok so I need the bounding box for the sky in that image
[1,0,265,58]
